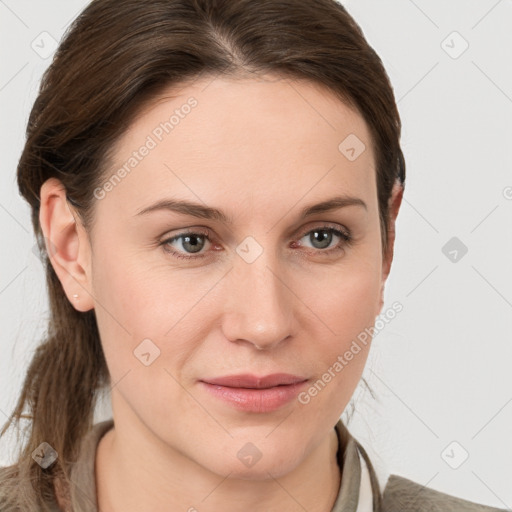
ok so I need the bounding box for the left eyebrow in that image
[134,194,367,223]
[298,195,367,219]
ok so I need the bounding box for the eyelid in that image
[295,221,351,240]
[162,226,211,238]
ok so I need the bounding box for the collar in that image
[332,418,382,512]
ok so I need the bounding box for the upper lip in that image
[201,373,308,389]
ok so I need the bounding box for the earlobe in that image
[39,178,94,312]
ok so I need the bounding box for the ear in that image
[39,178,94,312]
[377,181,404,315]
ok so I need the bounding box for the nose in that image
[221,252,294,351]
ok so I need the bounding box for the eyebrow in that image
[135,195,367,223]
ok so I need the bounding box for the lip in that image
[199,373,309,413]
[202,373,307,388]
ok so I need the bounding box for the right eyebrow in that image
[135,198,231,223]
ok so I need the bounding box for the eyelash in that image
[159,224,353,261]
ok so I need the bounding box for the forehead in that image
[98,74,376,218]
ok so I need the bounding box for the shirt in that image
[1,418,507,511]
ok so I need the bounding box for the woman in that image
[0,0,506,511]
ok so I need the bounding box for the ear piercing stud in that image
[73,294,79,300]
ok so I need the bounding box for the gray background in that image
[1,0,511,507]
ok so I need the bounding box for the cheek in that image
[90,256,196,424]
[304,256,382,339]
[90,245,212,384]
[90,248,165,372]
[296,259,381,410]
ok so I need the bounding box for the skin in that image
[39,73,403,512]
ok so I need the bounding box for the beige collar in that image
[332,419,382,511]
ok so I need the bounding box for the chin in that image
[201,443,303,481]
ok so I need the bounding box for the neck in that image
[95,415,342,512]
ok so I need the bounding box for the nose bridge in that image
[222,247,293,349]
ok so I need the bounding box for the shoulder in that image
[382,474,508,512]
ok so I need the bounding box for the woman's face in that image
[70,74,395,478]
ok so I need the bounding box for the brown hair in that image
[0,0,405,509]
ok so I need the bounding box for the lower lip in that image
[199,380,309,413]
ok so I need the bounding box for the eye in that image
[293,224,352,256]
[160,229,212,260]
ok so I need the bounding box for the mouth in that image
[199,373,309,413]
